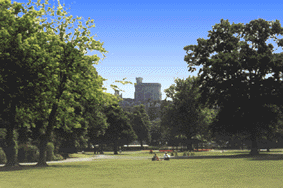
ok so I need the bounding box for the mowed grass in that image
[1,150,283,188]
[71,148,283,158]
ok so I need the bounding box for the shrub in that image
[0,147,7,164]
[148,146,159,150]
[53,154,64,161]
[46,142,55,161]
[18,144,39,162]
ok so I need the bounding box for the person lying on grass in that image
[152,153,160,161]
[164,152,170,160]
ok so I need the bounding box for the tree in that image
[15,0,108,166]
[163,77,203,151]
[184,18,283,155]
[195,107,217,148]
[159,99,175,145]
[119,110,137,147]
[0,0,54,166]
[131,104,151,149]
[103,103,137,154]
[149,118,162,146]
[146,101,161,121]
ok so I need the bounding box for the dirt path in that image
[0,155,151,167]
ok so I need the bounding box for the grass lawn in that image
[1,150,283,188]
[71,148,283,158]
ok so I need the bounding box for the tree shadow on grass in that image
[247,154,283,161]
[171,153,283,161]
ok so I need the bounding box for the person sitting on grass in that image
[164,152,170,160]
[152,153,159,161]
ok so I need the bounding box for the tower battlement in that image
[136,77,143,84]
[134,77,161,101]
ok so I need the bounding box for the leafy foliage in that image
[184,18,283,154]
[162,77,207,150]
[131,104,151,148]
[102,103,137,154]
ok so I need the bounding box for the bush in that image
[148,146,159,150]
[46,142,55,161]
[18,144,39,162]
[53,154,64,161]
[0,147,7,164]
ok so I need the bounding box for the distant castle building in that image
[115,77,163,117]
[134,77,162,101]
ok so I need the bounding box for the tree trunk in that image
[4,125,18,167]
[250,133,259,155]
[4,104,19,167]
[93,146,97,154]
[100,144,104,154]
[114,140,118,155]
[196,142,199,151]
[187,141,193,152]
[140,140,143,150]
[37,136,48,166]
[36,103,58,166]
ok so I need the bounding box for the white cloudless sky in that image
[16,0,283,100]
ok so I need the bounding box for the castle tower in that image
[134,77,161,101]
[136,77,143,84]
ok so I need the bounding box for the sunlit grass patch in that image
[1,153,283,188]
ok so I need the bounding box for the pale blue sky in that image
[16,0,283,100]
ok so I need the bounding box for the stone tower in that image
[136,77,143,84]
[134,77,161,101]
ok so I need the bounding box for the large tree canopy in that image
[184,18,283,154]
[0,0,55,166]
[0,0,108,166]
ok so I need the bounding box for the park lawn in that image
[71,149,283,158]
[1,154,283,188]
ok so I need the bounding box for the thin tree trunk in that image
[187,140,193,152]
[93,146,97,154]
[100,144,104,154]
[140,140,143,150]
[114,140,118,155]
[196,142,199,151]
[250,133,259,155]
